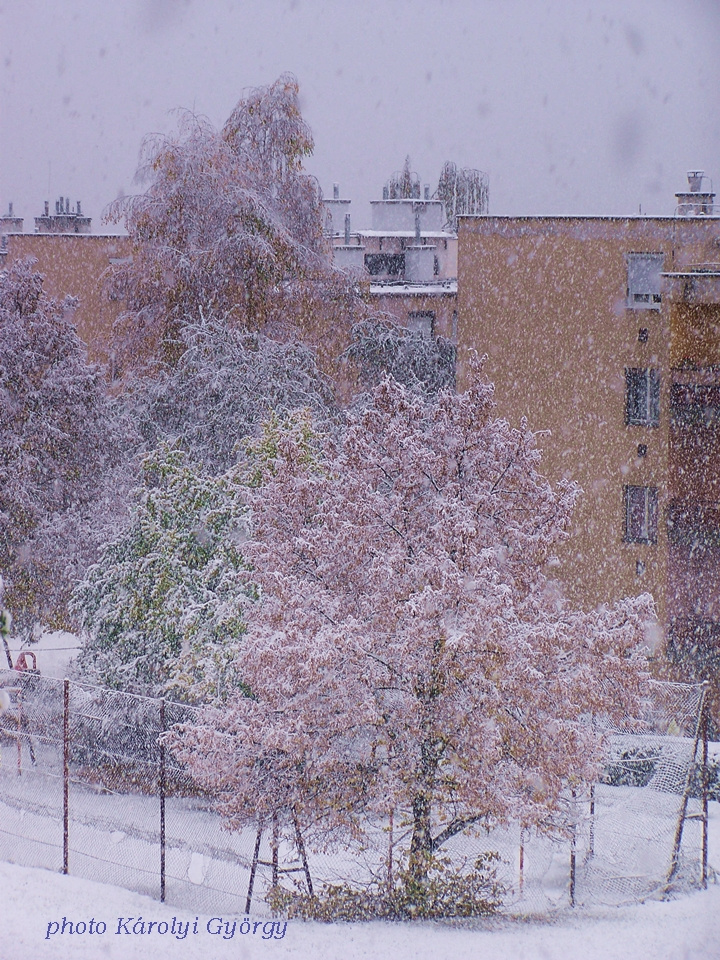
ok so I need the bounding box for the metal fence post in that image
[160,698,166,902]
[63,678,69,875]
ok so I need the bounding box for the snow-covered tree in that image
[71,444,249,701]
[343,317,455,397]
[436,162,489,231]
[0,258,120,631]
[170,366,653,879]
[125,310,336,474]
[106,74,358,367]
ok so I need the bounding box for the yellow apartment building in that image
[1,199,130,369]
[457,174,720,678]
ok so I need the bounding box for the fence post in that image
[246,823,263,913]
[160,699,166,902]
[63,678,69,875]
[569,789,576,908]
[701,704,709,889]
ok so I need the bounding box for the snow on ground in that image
[0,857,719,960]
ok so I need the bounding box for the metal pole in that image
[292,811,313,897]
[701,705,709,889]
[160,699,166,902]
[667,684,708,885]
[272,813,279,889]
[246,823,263,913]
[63,678,69,875]
[569,790,576,908]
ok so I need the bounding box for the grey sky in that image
[1,0,719,232]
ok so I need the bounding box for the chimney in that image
[414,212,421,242]
[424,184,430,201]
[77,200,82,215]
[65,197,70,214]
[8,202,12,217]
[383,185,389,201]
[333,182,339,200]
[687,170,705,192]
[344,213,351,245]
[44,201,49,217]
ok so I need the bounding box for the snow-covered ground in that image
[3,633,718,957]
[0,856,719,960]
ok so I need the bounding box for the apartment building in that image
[324,182,458,341]
[1,199,130,367]
[457,173,720,678]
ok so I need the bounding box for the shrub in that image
[269,851,505,921]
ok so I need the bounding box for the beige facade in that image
[0,233,130,367]
[457,211,720,673]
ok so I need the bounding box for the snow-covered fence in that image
[0,670,711,917]
[0,671,265,915]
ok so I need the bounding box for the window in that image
[627,253,663,309]
[638,328,649,342]
[624,485,658,543]
[626,368,660,426]
[364,253,404,277]
[407,310,435,338]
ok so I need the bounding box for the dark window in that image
[626,368,660,426]
[364,253,405,277]
[624,485,658,543]
[637,444,647,457]
[407,310,435,338]
[638,328,649,342]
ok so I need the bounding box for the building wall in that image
[1,233,130,367]
[457,215,720,638]
[370,287,457,341]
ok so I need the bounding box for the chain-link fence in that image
[0,670,711,917]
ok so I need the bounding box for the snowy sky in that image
[1,0,719,232]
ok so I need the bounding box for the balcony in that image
[662,264,720,305]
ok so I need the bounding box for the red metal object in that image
[14,650,38,673]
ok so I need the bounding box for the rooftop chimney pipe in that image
[687,170,705,192]
[333,182,339,199]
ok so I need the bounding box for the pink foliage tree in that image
[171,367,653,878]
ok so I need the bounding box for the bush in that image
[600,746,660,788]
[269,851,505,921]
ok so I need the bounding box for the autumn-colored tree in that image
[171,367,653,880]
[106,74,360,368]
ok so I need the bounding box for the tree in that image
[71,444,249,701]
[106,74,358,367]
[385,156,421,200]
[342,317,456,398]
[170,367,653,879]
[0,258,120,633]
[125,310,336,474]
[436,162,489,231]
